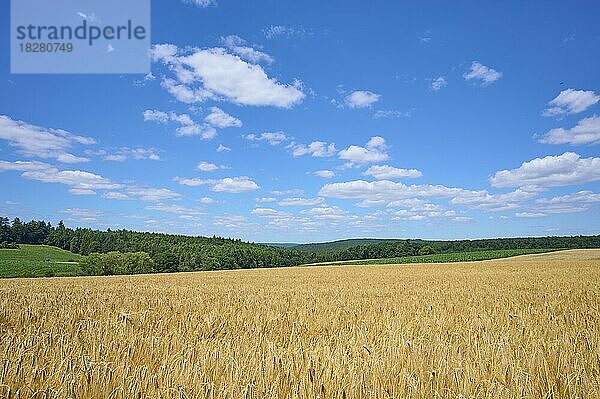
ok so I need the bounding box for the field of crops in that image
[0,249,598,398]
[327,248,558,266]
[0,244,82,278]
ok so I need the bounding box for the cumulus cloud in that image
[463,61,502,86]
[175,176,259,193]
[143,109,216,139]
[536,190,600,205]
[212,177,259,193]
[490,152,600,188]
[0,115,94,163]
[543,89,599,117]
[61,208,103,217]
[220,35,274,64]
[319,180,463,201]
[278,197,324,206]
[314,170,335,178]
[431,76,447,91]
[290,141,336,157]
[251,207,288,217]
[263,25,307,39]
[244,131,288,145]
[197,161,221,172]
[217,144,231,153]
[0,160,122,195]
[515,212,546,218]
[0,160,51,172]
[86,147,160,162]
[183,0,217,8]
[255,197,276,203]
[538,115,600,145]
[146,203,204,215]
[103,186,182,201]
[151,44,304,108]
[450,189,536,212]
[345,90,380,108]
[338,136,388,166]
[363,165,422,180]
[373,110,410,119]
[204,107,242,128]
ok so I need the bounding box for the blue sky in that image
[1,0,599,242]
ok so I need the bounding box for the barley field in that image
[0,250,599,398]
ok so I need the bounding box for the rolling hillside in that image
[0,244,83,278]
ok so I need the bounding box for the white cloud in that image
[221,35,274,64]
[251,208,288,217]
[212,214,250,228]
[451,216,472,223]
[270,188,304,196]
[176,176,259,193]
[314,170,335,178]
[88,147,160,162]
[183,0,217,8]
[244,131,288,145]
[290,141,336,157]
[146,204,203,215]
[301,206,345,217]
[338,136,388,165]
[345,91,380,108]
[263,25,307,39]
[197,161,220,172]
[431,76,447,91]
[211,177,259,193]
[76,12,98,22]
[450,189,536,212]
[62,208,104,217]
[217,144,231,153]
[173,177,209,186]
[490,152,600,188]
[0,115,94,163]
[463,61,502,86]
[319,180,463,201]
[0,160,50,172]
[198,197,215,204]
[538,115,600,146]
[373,110,410,119]
[543,89,599,117]
[0,160,123,196]
[151,45,304,108]
[537,191,600,205]
[160,78,213,103]
[104,186,182,202]
[355,199,387,208]
[515,212,547,218]
[143,109,216,139]
[255,197,276,203]
[22,169,121,192]
[278,197,324,206]
[363,165,422,180]
[68,188,97,196]
[204,107,242,128]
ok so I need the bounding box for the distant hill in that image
[0,244,83,278]
[258,243,300,248]
[292,238,412,252]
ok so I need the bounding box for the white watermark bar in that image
[11,0,150,74]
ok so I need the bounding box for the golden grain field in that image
[0,250,599,399]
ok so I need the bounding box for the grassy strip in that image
[321,248,559,266]
[0,244,83,278]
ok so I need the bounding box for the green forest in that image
[1,216,599,276]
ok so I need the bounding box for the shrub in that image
[80,251,155,276]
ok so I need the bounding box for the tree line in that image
[1,216,599,275]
